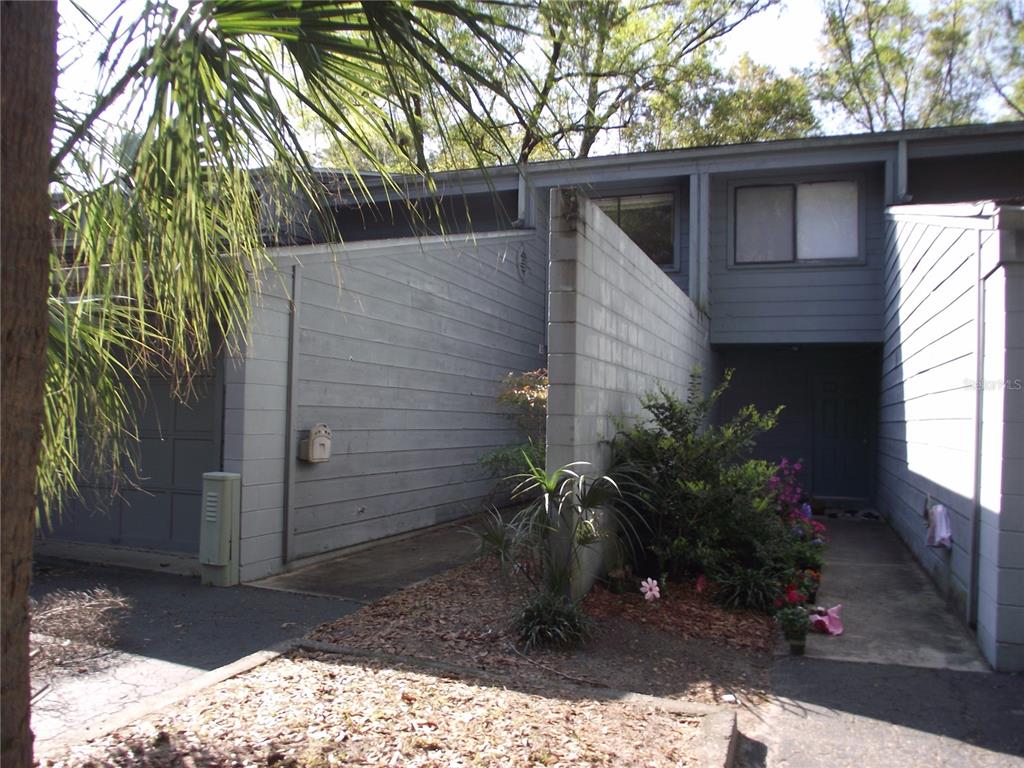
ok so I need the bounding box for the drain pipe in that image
[282,263,302,565]
[968,229,986,629]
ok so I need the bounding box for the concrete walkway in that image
[736,518,1024,767]
[250,517,485,601]
[30,560,357,755]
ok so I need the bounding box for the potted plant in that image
[776,605,810,655]
[797,568,821,603]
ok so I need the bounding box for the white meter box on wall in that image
[299,423,332,463]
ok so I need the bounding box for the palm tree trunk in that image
[1,3,58,765]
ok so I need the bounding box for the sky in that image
[719,1,827,73]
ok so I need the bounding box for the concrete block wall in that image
[280,231,547,562]
[546,187,710,475]
[977,253,1024,670]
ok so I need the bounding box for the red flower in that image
[785,586,806,604]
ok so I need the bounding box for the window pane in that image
[735,186,794,263]
[593,193,675,267]
[617,194,674,266]
[594,198,620,223]
[796,181,858,260]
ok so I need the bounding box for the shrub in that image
[611,371,782,592]
[610,370,828,612]
[496,368,547,444]
[481,369,548,490]
[515,590,592,651]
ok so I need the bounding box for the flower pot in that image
[783,630,807,655]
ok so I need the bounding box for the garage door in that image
[43,371,222,555]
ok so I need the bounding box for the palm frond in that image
[44,0,519,511]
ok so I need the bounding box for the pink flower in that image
[640,578,661,601]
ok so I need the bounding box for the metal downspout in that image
[282,264,302,564]
[969,230,985,628]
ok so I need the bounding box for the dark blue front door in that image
[813,374,872,499]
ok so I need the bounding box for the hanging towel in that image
[927,503,953,548]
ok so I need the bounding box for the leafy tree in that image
[506,0,781,159]
[809,0,987,130]
[975,0,1024,117]
[624,53,819,150]
[1,1,514,763]
[305,0,782,166]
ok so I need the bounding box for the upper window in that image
[595,193,675,268]
[734,181,859,264]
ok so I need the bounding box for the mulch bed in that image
[46,651,703,768]
[43,558,776,766]
[583,583,775,653]
[311,558,775,705]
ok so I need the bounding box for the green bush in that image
[610,370,820,611]
[515,590,592,651]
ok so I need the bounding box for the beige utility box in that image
[199,472,241,586]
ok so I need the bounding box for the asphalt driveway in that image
[30,558,358,754]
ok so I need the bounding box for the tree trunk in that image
[1,3,58,766]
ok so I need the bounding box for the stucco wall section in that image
[546,188,710,475]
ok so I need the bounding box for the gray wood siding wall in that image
[286,232,547,561]
[878,205,1024,670]
[876,211,978,614]
[708,165,886,344]
[876,213,983,611]
[223,277,293,582]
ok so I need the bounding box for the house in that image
[41,122,1024,670]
